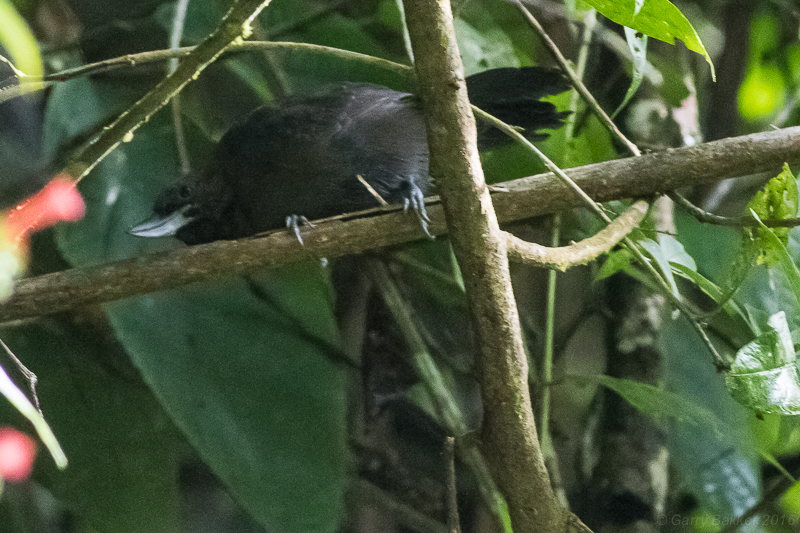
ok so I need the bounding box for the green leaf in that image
[639,237,681,299]
[726,311,800,415]
[749,164,799,225]
[0,0,43,81]
[657,233,697,271]
[582,0,715,80]
[455,17,520,76]
[497,496,514,533]
[598,234,696,295]
[596,247,634,280]
[455,0,535,75]
[107,268,348,533]
[577,374,730,439]
[662,317,760,522]
[745,163,799,265]
[612,27,648,118]
[750,213,800,306]
[671,263,755,340]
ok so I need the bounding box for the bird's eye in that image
[178,185,191,199]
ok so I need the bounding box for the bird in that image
[130,67,570,245]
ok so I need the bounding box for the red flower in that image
[4,174,85,246]
[0,427,36,482]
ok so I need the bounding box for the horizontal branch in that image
[2,126,800,323]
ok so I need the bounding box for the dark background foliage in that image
[1,0,800,532]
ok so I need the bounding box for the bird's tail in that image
[466,66,571,149]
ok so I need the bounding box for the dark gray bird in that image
[130,67,570,245]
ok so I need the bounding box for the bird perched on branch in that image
[130,67,570,245]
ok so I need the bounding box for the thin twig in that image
[64,0,276,184]
[4,42,413,98]
[562,8,596,146]
[511,0,641,157]
[0,337,40,414]
[169,0,192,175]
[670,191,800,228]
[357,175,389,206]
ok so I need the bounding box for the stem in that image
[65,0,275,183]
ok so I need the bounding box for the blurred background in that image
[1,0,800,532]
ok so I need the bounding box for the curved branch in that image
[506,200,649,269]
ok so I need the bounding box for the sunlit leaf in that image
[582,0,714,79]
[0,0,43,85]
[746,163,798,262]
[726,311,800,415]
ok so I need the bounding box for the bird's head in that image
[129,170,232,245]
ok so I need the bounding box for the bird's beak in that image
[129,208,193,238]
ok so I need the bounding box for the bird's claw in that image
[285,214,315,245]
[403,183,433,239]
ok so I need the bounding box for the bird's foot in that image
[402,182,433,239]
[285,214,315,245]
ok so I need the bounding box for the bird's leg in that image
[402,181,433,239]
[285,214,315,245]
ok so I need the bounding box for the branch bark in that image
[402,1,566,532]
[2,126,800,324]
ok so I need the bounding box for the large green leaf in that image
[662,317,760,522]
[45,73,349,532]
[106,268,348,533]
[583,374,728,438]
[582,0,714,79]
